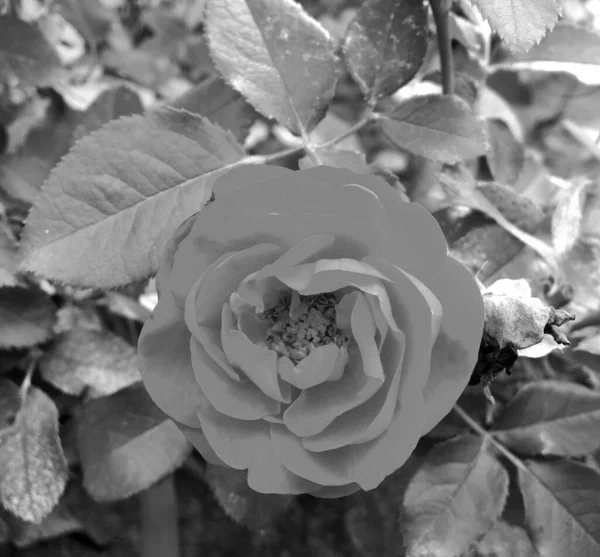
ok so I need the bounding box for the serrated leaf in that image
[514,22,600,66]
[380,94,487,163]
[551,178,588,255]
[0,15,62,86]
[18,108,247,289]
[169,75,257,143]
[0,220,18,288]
[0,287,56,349]
[76,383,191,502]
[492,381,600,456]
[72,86,144,143]
[0,387,68,524]
[342,0,427,101]
[402,435,509,557]
[205,0,339,135]
[519,460,600,557]
[204,463,294,530]
[469,520,538,557]
[39,328,141,399]
[471,0,561,54]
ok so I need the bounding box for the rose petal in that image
[137,289,203,427]
[420,256,485,434]
[196,399,272,470]
[272,390,424,490]
[275,258,393,292]
[272,259,401,334]
[366,293,389,351]
[270,423,353,486]
[186,243,282,329]
[176,423,229,467]
[254,233,338,280]
[350,293,385,382]
[310,484,361,498]
[237,309,270,344]
[155,212,197,300]
[301,330,406,452]
[299,166,448,283]
[283,344,383,437]
[191,324,240,382]
[247,443,323,495]
[362,255,442,396]
[167,171,389,305]
[277,344,346,389]
[221,303,289,403]
[190,336,280,419]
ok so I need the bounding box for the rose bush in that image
[137,165,484,498]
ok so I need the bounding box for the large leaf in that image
[401,435,509,557]
[39,328,141,399]
[0,220,18,288]
[514,22,600,66]
[76,383,191,502]
[18,108,246,289]
[169,75,257,143]
[0,15,62,86]
[342,0,428,101]
[0,387,68,524]
[0,286,56,349]
[519,459,600,557]
[380,95,487,163]
[205,0,340,135]
[491,381,600,456]
[471,0,561,54]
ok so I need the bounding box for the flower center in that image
[259,292,353,364]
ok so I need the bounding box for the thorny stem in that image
[430,0,454,95]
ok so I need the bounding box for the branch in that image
[430,0,454,95]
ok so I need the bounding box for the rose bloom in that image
[137,165,484,498]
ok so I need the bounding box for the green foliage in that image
[0,0,600,555]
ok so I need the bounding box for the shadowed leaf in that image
[492,381,600,456]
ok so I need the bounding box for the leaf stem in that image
[453,403,529,473]
[140,474,180,557]
[313,111,376,151]
[430,0,454,95]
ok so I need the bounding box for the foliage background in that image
[1,0,600,556]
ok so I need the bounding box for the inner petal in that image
[221,303,290,403]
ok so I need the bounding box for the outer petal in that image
[272,390,424,491]
[310,484,361,498]
[190,336,280,419]
[176,422,229,467]
[137,289,203,427]
[299,166,448,282]
[154,212,197,300]
[196,397,272,470]
[247,443,323,495]
[363,255,442,396]
[420,256,485,434]
[166,172,390,304]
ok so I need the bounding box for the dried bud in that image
[469,279,575,387]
